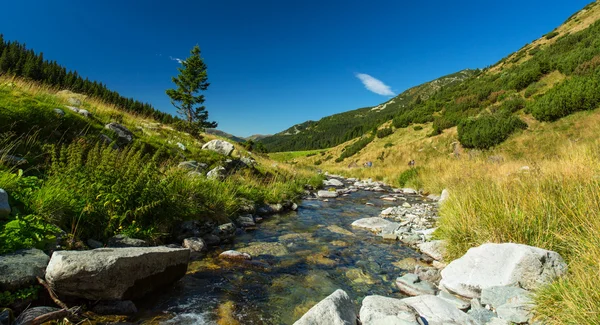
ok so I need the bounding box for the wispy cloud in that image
[355,73,395,96]
[169,56,185,64]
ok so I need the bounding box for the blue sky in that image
[0,0,591,137]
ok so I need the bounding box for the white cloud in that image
[355,73,395,96]
[169,56,185,64]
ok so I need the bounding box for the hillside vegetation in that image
[0,77,321,256]
[278,2,600,324]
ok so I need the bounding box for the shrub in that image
[545,31,560,40]
[384,143,393,148]
[376,127,393,138]
[524,82,546,98]
[397,167,422,187]
[458,113,528,149]
[335,135,374,162]
[313,160,322,166]
[500,96,526,114]
[413,125,423,131]
[530,76,600,122]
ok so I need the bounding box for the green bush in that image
[530,75,600,121]
[545,31,560,40]
[335,135,374,162]
[398,167,422,187]
[500,96,527,114]
[458,113,528,149]
[413,125,423,131]
[524,82,546,98]
[314,160,322,166]
[376,128,393,138]
[384,143,394,148]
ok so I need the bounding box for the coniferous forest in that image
[0,34,175,123]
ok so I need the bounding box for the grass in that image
[268,149,325,162]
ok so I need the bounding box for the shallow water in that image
[139,190,432,324]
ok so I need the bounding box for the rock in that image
[0,155,26,166]
[417,240,446,261]
[402,202,411,208]
[440,243,568,299]
[182,237,206,252]
[175,220,214,242]
[178,160,207,172]
[403,188,418,194]
[318,190,339,198]
[202,234,221,246]
[381,207,406,217]
[359,295,421,325]
[382,197,397,202]
[396,273,438,296]
[238,242,289,257]
[207,166,226,180]
[0,189,10,218]
[68,97,82,106]
[399,233,422,246]
[496,301,533,324]
[324,179,345,187]
[485,317,510,325]
[219,250,252,261]
[436,291,470,310]
[45,246,190,300]
[401,295,480,325]
[202,139,235,156]
[439,189,450,204]
[87,239,104,249]
[236,215,256,228]
[256,203,285,215]
[105,123,134,144]
[0,309,12,325]
[467,298,495,324]
[78,109,91,117]
[53,108,65,117]
[66,105,80,113]
[240,156,256,168]
[292,203,299,211]
[480,285,531,309]
[107,234,148,248]
[327,225,355,237]
[351,217,396,233]
[91,300,138,315]
[293,289,357,325]
[176,142,186,151]
[427,194,441,201]
[0,249,49,291]
[414,265,441,284]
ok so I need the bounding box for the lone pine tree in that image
[166,45,217,134]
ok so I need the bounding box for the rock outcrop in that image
[45,247,189,300]
[105,123,134,145]
[202,139,235,156]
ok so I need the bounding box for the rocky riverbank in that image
[294,174,568,325]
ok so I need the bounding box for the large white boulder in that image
[417,240,446,261]
[202,139,235,156]
[45,247,189,300]
[351,217,396,233]
[359,295,421,325]
[318,190,339,198]
[401,295,480,325]
[293,289,356,325]
[324,178,345,187]
[440,243,567,299]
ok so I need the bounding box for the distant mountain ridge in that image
[205,128,246,143]
[259,69,476,152]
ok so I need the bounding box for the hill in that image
[259,70,476,152]
[205,128,246,143]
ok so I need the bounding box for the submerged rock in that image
[359,295,421,325]
[45,246,189,300]
[238,242,289,257]
[293,289,356,325]
[202,139,235,156]
[219,250,252,261]
[440,243,568,299]
[351,217,396,233]
[0,249,49,291]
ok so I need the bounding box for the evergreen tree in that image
[166,45,217,133]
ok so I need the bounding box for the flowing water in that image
[138,189,434,324]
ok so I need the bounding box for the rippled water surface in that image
[139,190,432,324]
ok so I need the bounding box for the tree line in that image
[0,34,176,123]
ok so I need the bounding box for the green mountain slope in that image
[260,70,476,152]
[261,0,600,153]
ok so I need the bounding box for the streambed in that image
[139,189,435,324]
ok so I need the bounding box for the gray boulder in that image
[482,286,534,324]
[293,289,357,325]
[67,97,82,106]
[351,217,396,233]
[202,139,235,156]
[78,109,91,118]
[178,160,207,172]
[53,108,65,117]
[417,240,446,262]
[440,243,567,299]
[105,123,134,144]
[436,291,470,310]
[439,189,450,204]
[359,295,421,325]
[318,190,339,198]
[236,215,256,228]
[401,295,480,325]
[395,273,437,296]
[0,249,49,291]
[467,298,495,324]
[107,234,148,248]
[45,246,190,300]
[207,166,226,180]
[219,250,251,261]
[0,189,10,218]
[414,265,442,284]
[87,239,104,249]
[323,179,345,187]
[182,237,206,252]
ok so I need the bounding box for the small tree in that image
[166,45,217,134]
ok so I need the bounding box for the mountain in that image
[246,134,271,141]
[261,0,600,153]
[259,70,476,152]
[205,128,246,143]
